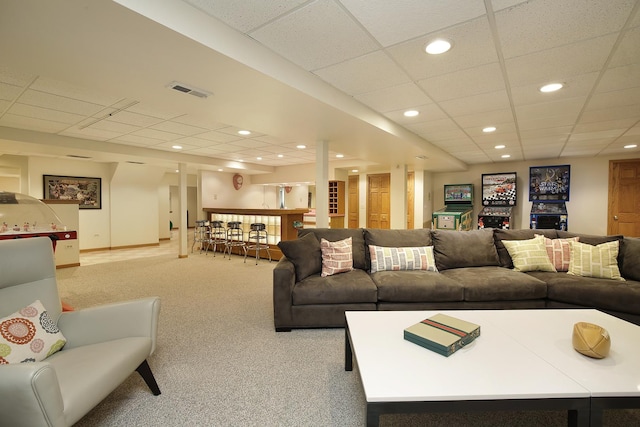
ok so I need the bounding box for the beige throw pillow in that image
[567,240,624,281]
[502,235,557,272]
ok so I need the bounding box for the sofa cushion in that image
[494,229,558,268]
[364,228,432,247]
[439,266,548,301]
[620,237,640,281]
[320,237,353,277]
[556,231,623,246]
[291,269,377,305]
[371,270,463,302]
[529,271,640,315]
[369,245,437,273]
[567,240,624,281]
[432,229,499,271]
[502,235,557,272]
[277,232,322,282]
[540,236,579,272]
[298,228,367,271]
[0,300,66,364]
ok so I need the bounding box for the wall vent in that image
[168,81,211,99]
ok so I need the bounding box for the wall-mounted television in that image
[444,184,473,205]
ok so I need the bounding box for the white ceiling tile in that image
[29,77,121,105]
[523,146,563,158]
[490,0,529,12]
[453,108,514,129]
[106,110,164,127]
[0,67,37,86]
[505,35,616,87]
[8,103,85,124]
[518,114,580,131]
[251,0,378,71]
[112,134,165,147]
[226,139,270,149]
[596,63,640,92]
[520,126,572,139]
[0,82,23,101]
[439,90,510,117]
[515,97,585,122]
[609,25,640,68]
[340,0,486,47]
[171,115,226,130]
[495,0,636,58]
[384,103,446,125]
[172,136,219,148]
[587,87,640,112]
[387,17,498,81]
[417,62,506,102]
[151,120,208,136]
[568,130,626,142]
[153,142,201,152]
[0,100,9,111]
[406,117,460,135]
[132,128,181,142]
[314,51,410,95]
[185,0,308,33]
[510,73,598,107]
[580,104,640,124]
[18,90,103,116]
[355,82,431,113]
[88,119,140,134]
[574,119,637,134]
[61,127,121,141]
[195,131,242,143]
[0,114,69,133]
[420,128,469,142]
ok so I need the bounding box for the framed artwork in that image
[43,175,102,209]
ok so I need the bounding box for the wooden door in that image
[367,173,390,229]
[407,171,415,229]
[348,175,359,228]
[608,159,640,237]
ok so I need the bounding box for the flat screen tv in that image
[444,184,473,205]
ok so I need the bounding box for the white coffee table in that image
[345,309,639,426]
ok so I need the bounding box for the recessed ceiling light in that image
[404,110,419,117]
[352,169,359,173]
[336,154,344,158]
[539,83,563,93]
[217,169,223,172]
[175,169,179,173]
[483,126,497,133]
[296,144,306,149]
[501,154,511,158]
[238,130,251,135]
[277,154,284,158]
[425,39,452,55]
[256,157,262,160]
[495,144,506,149]
[172,145,182,150]
[624,144,637,149]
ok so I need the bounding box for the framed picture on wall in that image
[43,175,102,209]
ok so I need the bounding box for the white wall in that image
[201,170,278,209]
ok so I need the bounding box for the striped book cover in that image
[404,313,481,357]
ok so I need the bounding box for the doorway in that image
[367,173,390,229]
[608,159,640,237]
[407,171,415,229]
[348,175,359,228]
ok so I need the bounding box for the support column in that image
[178,163,188,258]
[390,164,408,229]
[315,140,329,228]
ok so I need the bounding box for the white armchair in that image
[0,237,161,427]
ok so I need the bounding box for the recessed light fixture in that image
[483,126,497,133]
[217,169,223,172]
[277,154,284,158]
[539,83,563,93]
[336,154,344,158]
[256,157,262,160]
[501,154,511,158]
[495,144,506,149]
[238,130,251,135]
[404,110,419,117]
[624,144,637,149]
[172,145,182,150]
[352,169,359,173]
[425,39,452,55]
[175,169,179,173]
[296,144,306,149]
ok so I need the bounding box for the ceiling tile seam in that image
[100,111,201,145]
[76,100,139,130]
[483,0,526,162]
[0,75,38,120]
[245,0,317,34]
[558,1,640,158]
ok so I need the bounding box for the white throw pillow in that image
[369,245,438,273]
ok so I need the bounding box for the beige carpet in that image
[56,252,640,426]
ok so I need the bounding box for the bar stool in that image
[192,220,209,253]
[244,223,271,264]
[224,221,247,259]
[207,220,226,256]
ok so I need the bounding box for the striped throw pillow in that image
[502,235,557,272]
[539,235,579,272]
[369,245,437,273]
[568,240,624,281]
[320,237,353,277]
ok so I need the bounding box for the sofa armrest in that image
[0,363,66,427]
[58,297,160,354]
[273,257,296,330]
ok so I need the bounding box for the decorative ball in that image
[572,322,611,359]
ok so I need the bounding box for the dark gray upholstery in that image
[277,232,321,281]
[273,228,640,331]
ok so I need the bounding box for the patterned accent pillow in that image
[568,240,624,281]
[538,235,579,272]
[320,237,354,277]
[369,245,438,273]
[0,300,66,364]
[502,235,557,272]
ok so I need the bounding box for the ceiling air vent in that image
[168,81,211,99]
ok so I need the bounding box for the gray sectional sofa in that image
[273,228,640,331]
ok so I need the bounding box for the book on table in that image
[404,313,481,357]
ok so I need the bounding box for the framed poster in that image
[529,165,570,202]
[43,175,102,209]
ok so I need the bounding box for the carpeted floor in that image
[56,252,640,426]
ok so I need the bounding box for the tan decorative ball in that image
[572,322,611,359]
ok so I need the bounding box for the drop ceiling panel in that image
[452,108,514,129]
[150,120,208,136]
[384,103,445,125]
[29,77,122,106]
[8,103,85,125]
[354,82,432,113]
[509,74,598,107]
[387,17,499,81]
[194,131,242,143]
[314,51,410,95]
[406,117,461,135]
[515,97,585,122]
[250,0,378,71]
[112,134,167,147]
[417,62,506,102]
[132,128,182,142]
[0,82,23,101]
[609,26,640,68]
[340,0,486,47]
[18,90,104,116]
[0,114,69,133]
[104,110,164,127]
[580,104,640,123]
[587,87,640,111]
[87,119,141,134]
[440,90,510,117]
[574,118,637,133]
[594,63,640,92]
[62,127,122,141]
[495,0,635,58]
